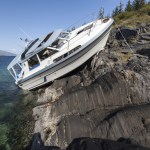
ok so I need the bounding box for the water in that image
[0,56,20,150]
[0,56,36,150]
[0,56,19,102]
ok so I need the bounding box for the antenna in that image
[19,27,32,40]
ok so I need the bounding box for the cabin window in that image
[21,38,39,60]
[59,32,69,39]
[28,55,40,70]
[68,45,81,55]
[19,63,22,67]
[9,68,15,78]
[77,29,84,35]
[38,48,58,61]
[84,24,93,30]
[51,39,60,48]
[53,45,81,63]
[13,64,22,75]
[53,53,68,63]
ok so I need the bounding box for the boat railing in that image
[64,18,112,52]
[50,17,112,62]
[65,23,100,51]
[64,11,100,32]
[66,28,92,50]
[50,27,95,62]
[62,12,105,50]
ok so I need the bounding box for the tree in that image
[133,0,140,10]
[125,0,132,11]
[132,0,146,10]
[140,0,146,6]
[118,1,124,13]
[112,0,124,17]
[98,7,104,19]
[112,6,119,17]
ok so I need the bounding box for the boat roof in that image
[21,29,63,61]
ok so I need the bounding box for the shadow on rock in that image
[136,48,150,58]
[27,134,150,150]
[117,137,140,146]
[115,28,138,40]
[66,137,149,150]
[26,133,61,150]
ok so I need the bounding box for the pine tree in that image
[132,0,140,10]
[140,0,146,6]
[118,1,124,13]
[112,6,119,17]
[98,7,104,19]
[125,0,132,11]
[132,0,146,10]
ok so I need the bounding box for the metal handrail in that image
[64,11,99,32]
[50,23,98,61]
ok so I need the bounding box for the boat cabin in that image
[7,30,71,81]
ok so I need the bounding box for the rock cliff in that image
[31,23,150,150]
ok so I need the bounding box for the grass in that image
[116,52,133,63]
[114,4,150,27]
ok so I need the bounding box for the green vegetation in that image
[0,124,10,150]
[125,0,132,11]
[0,91,37,150]
[112,0,150,27]
[7,91,37,150]
[0,105,13,120]
[117,52,133,62]
[0,105,14,150]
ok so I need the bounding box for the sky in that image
[0,0,132,54]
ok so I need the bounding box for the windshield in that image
[9,68,15,78]
[59,32,69,39]
[13,64,22,75]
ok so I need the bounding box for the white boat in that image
[7,18,114,90]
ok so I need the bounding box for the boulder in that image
[115,28,138,40]
[66,138,149,150]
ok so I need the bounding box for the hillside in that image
[114,4,150,27]
[0,50,16,56]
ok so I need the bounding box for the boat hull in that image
[18,27,111,90]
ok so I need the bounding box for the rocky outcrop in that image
[115,28,138,40]
[31,23,150,149]
[66,138,150,150]
[29,136,150,150]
